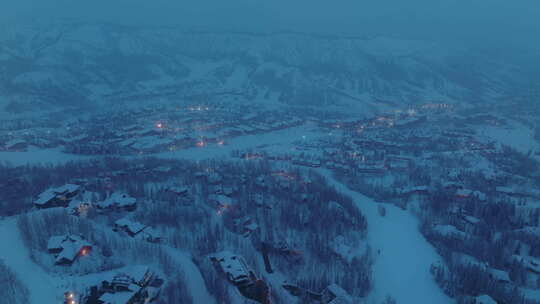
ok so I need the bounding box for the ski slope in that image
[164,247,217,304]
[0,217,64,304]
[320,171,454,304]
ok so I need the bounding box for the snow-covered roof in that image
[55,184,81,194]
[35,184,81,206]
[35,189,58,206]
[432,225,467,239]
[115,218,147,235]
[211,251,250,281]
[137,227,161,241]
[47,235,67,250]
[51,235,92,264]
[98,192,136,209]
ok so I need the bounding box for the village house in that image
[47,234,92,265]
[114,218,147,237]
[97,192,137,211]
[82,267,163,304]
[210,251,270,304]
[34,184,82,209]
[210,251,254,287]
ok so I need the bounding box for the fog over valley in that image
[1,2,540,304]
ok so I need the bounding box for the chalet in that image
[97,192,137,211]
[210,251,253,287]
[47,234,92,265]
[114,218,147,237]
[320,284,353,304]
[96,268,163,304]
[34,184,81,209]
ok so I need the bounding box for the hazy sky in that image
[3,0,540,48]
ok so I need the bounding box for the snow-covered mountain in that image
[0,22,530,115]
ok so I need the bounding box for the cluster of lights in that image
[421,103,451,109]
[188,106,210,111]
[65,292,77,304]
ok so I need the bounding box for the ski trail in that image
[320,171,454,304]
[0,217,63,304]
[163,247,216,304]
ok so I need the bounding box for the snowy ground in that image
[319,170,454,304]
[0,217,65,304]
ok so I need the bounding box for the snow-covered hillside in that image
[0,22,530,116]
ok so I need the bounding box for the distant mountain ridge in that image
[0,22,531,113]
